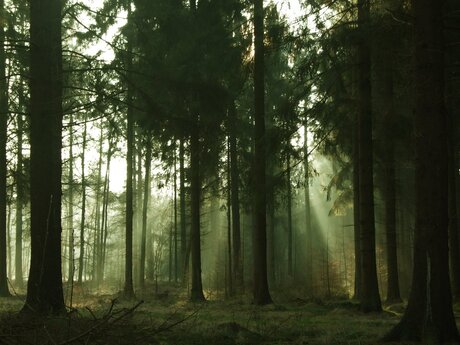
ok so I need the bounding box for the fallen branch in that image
[152,305,203,335]
[58,300,144,345]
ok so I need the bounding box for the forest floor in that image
[0,283,456,345]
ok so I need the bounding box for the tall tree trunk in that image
[226,138,233,296]
[379,1,402,303]
[78,120,87,284]
[67,114,75,285]
[139,136,152,289]
[357,0,381,312]
[253,0,272,305]
[383,140,401,303]
[229,102,243,291]
[123,5,135,299]
[174,142,178,283]
[188,0,204,302]
[15,111,24,289]
[384,0,459,341]
[98,133,114,284]
[304,124,313,295]
[94,124,103,285]
[0,0,10,297]
[23,0,64,313]
[179,138,187,281]
[446,0,460,299]
[352,61,362,302]
[135,134,143,285]
[286,152,293,278]
[448,111,460,298]
[189,112,205,301]
[169,203,173,283]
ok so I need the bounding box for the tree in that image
[384,0,459,341]
[229,102,243,292]
[139,134,152,289]
[15,108,25,290]
[0,0,11,297]
[23,0,65,314]
[357,0,381,312]
[374,0,402,304]
[123,2,135,300]
[253,0,272,305]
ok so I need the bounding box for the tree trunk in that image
[78,120,87,284]
[174,142,178,283]
[226,138,233,296]
[123,5,135,299]
[384,0,459,341]
[100,138,113,282]
[229,102,243,291]
[379,2,402,303]
[67,114,75,285]
[304,124,313,295]
[139,136,152,289]
[253,0,272,305]
[179,138,187,281]
[189,112,205,301]
[23,0,64,313]
[357,0,381,312]
[448,110,460,298]
[287,152,293,278]
[446,0,460,298]
[15,110,24,289]
[94,124,103,285]
[0,0,10,297]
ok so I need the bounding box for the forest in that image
[0,0,459,344]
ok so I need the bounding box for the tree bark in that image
[15,103,25,289]
[253,0,272,305]
[67,114,75,285]
[139,136,152,289]
[100,137,113,282]
[357,0,381,312]
[189,112,205,301]
[78,120,87,284]
[0,0,10,297]
[23,0,65,313]
[304,124,313,295]
[379,2,402,303]
[174,141,178,283]
[179,138,187,281]
[384,0,459,341]
[287,152,293,278]
[123,4,135,299]
[226,138,233,296]
[229,102,243,291]
[448,110,460,298]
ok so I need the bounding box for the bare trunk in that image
[23,0,65,313]
[384,0,459,341]
[190,112,205,301]
[0,0,10,297]
[229,102,243,291]
[78,120,87,284]
[357,0,381,312]
[253,0,272,305]
[139,136,152,289]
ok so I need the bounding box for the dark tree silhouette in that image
[357,0,381,312]
[253,0,272,305]
[23,0,65,314]
[384,0,459,341]
[0,0,11,298]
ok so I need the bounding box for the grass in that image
[0,284,437,345]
